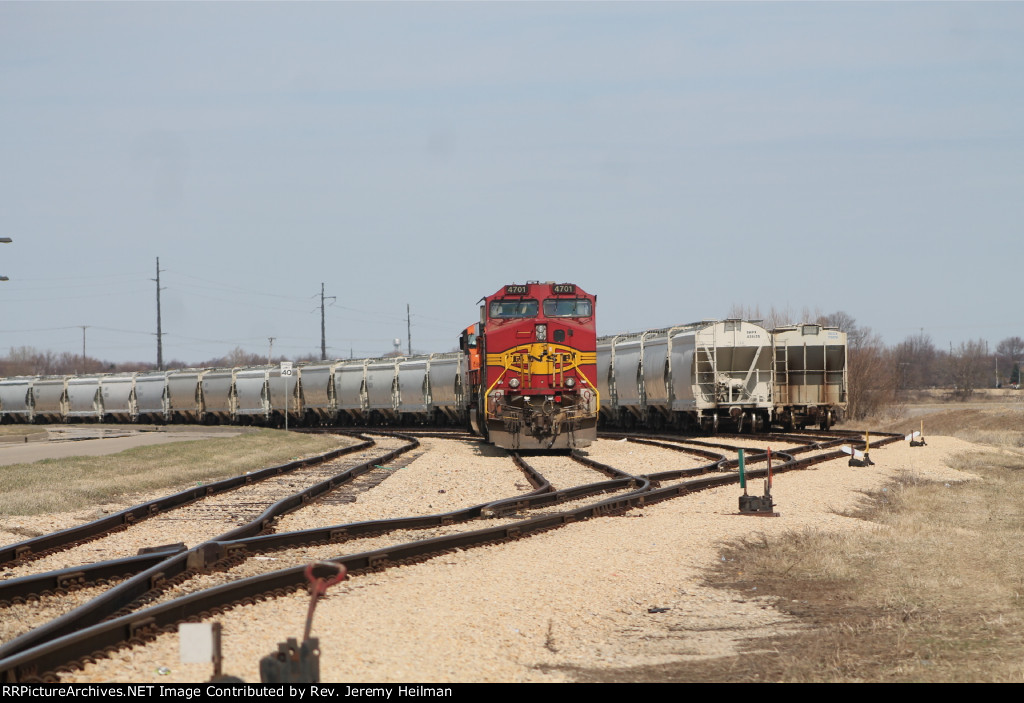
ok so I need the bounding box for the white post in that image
[281,361,293,431]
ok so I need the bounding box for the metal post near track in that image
[738,447,778,516]
[281,361,293,431]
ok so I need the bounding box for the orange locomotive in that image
[461,282,599,450]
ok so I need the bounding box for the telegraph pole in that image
[268,337,275,364]
[153,258,165,370]
[407,304,412,355]
[320,283,335,360]
[1,237,11,282]
[80,326,89,365]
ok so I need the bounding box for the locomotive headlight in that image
[565,377,576,388]
[508,377,520,389]
[535,324,547,341]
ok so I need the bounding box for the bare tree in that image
[996,336,1024,385]
[726,303,799,330]
[0,346,52,376]
[893,332,938,391]
[817,311,895,420]
[195,347,268,368]
[947,339,991,399]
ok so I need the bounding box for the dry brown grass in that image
[0,429,353,516]
[0,426,46,440]
[700,452,1024,682]
[576,406,1024,682]
[887,406,1024,451]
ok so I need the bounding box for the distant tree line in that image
[0,346,324,378]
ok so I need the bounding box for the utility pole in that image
[407,303,412,355]
[1,237,11,282]
[153,258,165,370]
[80,326,89,365]
[268,337,275,365]
[320,283,336,360]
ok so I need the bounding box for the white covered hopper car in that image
[771,323,847,430]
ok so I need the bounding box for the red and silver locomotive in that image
[461,282,599,450]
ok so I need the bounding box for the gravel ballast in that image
[9,434,978,683]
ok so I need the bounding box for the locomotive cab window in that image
[543,299,592,318]
[489,299,539,318]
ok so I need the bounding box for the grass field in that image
[0,428,354,516]
[0,426,46,441]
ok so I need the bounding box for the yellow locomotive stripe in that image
[483,343,600,417]
[486,344,595,374]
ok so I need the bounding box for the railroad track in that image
[0,427,902,682]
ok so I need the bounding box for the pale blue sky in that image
[2,2,1022,364]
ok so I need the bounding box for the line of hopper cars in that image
[0,282,848,448]
[0,353,470,429]
[597,320,847,434]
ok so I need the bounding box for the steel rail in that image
[0,546,187,607]
[0,433,419,664]
[0,450,653,681]
[0,430,903,682]
[0,434,374,567]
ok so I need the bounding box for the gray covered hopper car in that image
[32,377,68,422]
[295,362,335,424]
[200,369,235,423]
[100,374,137,422]
[0,377,33,423]
[598,320,774,433]
[134,371,169,423]
[234,368,271,424]
[167,370,204,422]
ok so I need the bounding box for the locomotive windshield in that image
[543,299,593,318]
[490,299,539,318]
